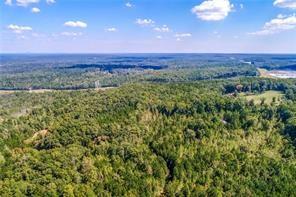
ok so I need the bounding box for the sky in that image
[0,0,296,53]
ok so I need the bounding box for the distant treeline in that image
[261,64,296,71]
[63,64,168,71]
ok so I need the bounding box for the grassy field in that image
[240,90,284,105]
[257,68,275,79]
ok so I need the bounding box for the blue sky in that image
[1,0,296,53]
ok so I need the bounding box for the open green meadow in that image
[240,90,284,105]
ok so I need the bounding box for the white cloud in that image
[175,33,192,38]
[5,0,12,5]
[213,31,222,38]
[7,24,32,34]
[125,2,133,8]
[16,0,39,7]
[249,14,296,35]
[154,25,170,32]
[32,32,42,37]
[46,0,56,4]
[191,0,233,21]
[64,21,87,28]
[105,27,117,32]
[31,7,40,13]
[135,18,155,26]
[274,0,296,9]
[175,33,192,41]
[4,0,54,6]
[277,14,286,18]
[156,35,162,39]
[240,4,244,9]
[17,35,27,39]
[61,32,82,36]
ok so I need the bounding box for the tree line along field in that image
[1,78,296,196]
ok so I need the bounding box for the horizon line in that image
[1,52,296,55]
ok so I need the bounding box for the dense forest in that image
[1,78,296,196]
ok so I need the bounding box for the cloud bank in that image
[7,24,32,34]
[274,0,296,9]
[249,14,296,35]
